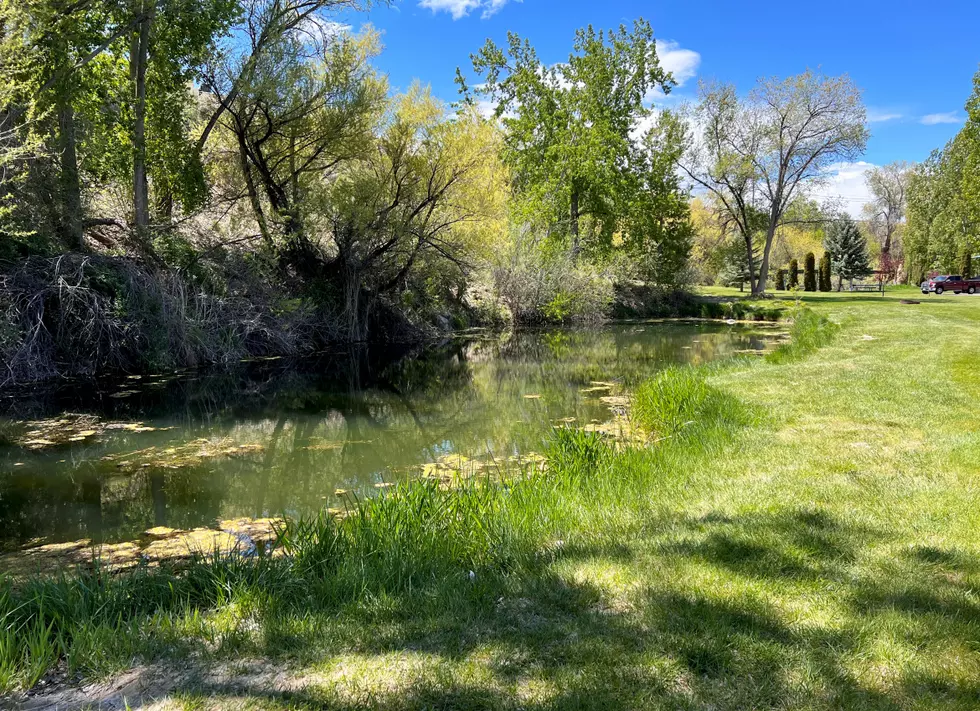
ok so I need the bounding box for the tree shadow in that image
[22,506,980,710]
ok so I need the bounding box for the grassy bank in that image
[4,288,980,709]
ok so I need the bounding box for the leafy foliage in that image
[905,68,980,280]
[460,19,692,286]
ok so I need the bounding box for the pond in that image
[0,322,779,564]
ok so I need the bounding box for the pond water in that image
[0,322,778,556]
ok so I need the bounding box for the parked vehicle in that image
[921,275,980,295]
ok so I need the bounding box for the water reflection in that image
[0,323,776,549]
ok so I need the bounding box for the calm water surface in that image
[0,322,776,550]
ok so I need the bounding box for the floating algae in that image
[100,438,265,471]
[579,386,613,394]
[13,414,175,449]
[0,517,285,577]
[581,415,649,448]
[599,396,629,408]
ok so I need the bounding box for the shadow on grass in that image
[18,507,980,711]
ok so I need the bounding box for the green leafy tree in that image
[459,18,672,258]
[0,0,238,249]
[788,258,799,289]
[223,27,386,253]
[775,269,786,291]
[314,91,508,339]
[619,111,693,287]
[905,68,980,279]
[680,71,868,295]
[825,216,872,290]
[803,252,817,291]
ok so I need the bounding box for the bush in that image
[775,269,786,291]
[803,252,817,292]
[0,254,331,385]
[819,252,832,292]
[492,232,613,325]
[788,259,799,289]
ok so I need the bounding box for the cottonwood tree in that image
[458,19,673,258]
[905,130,979,278]
[0,0,238,248]
[620,111,694,286]
[681,71,868,295]
[863,161,910,255]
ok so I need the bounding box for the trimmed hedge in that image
[803,252,817,292]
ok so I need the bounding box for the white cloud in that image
[866,109,903,123]
[643,40,700,106]
[656,40,701,87]
[920,112,964,125]
[806,161,877,218]
[418,0,517,19]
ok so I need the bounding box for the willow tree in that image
[681,71,868,295]
[222,26,386,259]
[312,91,508,340]
[458,18,672,258]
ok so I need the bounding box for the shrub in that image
[803,252,817,292]
[819,252,832,292]
[491,229,615,325]
[775,269,786,291]
[788,259,799,289]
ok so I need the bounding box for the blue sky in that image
[345,0,979,212]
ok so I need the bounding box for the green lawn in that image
[8,287,980,710]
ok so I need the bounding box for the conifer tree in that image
[825,217,872,290]
[803,252,817,291]
[819,252,832,291]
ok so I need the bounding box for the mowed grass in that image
[5,287,980,709]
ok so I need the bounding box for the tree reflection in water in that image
[0,323,776,551]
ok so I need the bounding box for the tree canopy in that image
[457,18,692,285]
[680,71,868,295]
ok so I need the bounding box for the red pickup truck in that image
[921,275,980,295]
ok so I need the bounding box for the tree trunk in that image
[753,222,779,296]
[132,2,152,230]
[570,185,580,257]
[742,230,757,294]
[236,130,273,247]
[57,93,84,249]
[343,264,364,342]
